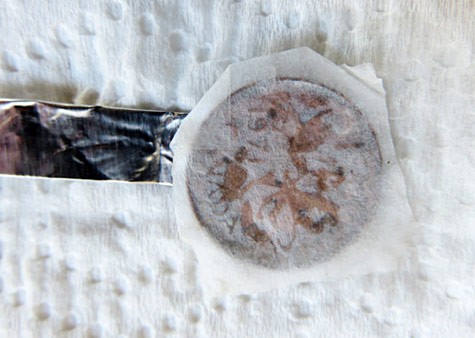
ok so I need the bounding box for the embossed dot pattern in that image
[187,79,382,268]
[0,0,473,337]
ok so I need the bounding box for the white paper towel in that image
[0,1,474,337]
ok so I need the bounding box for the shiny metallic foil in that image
[0,100,184,183]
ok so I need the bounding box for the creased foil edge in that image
[0,99,185,184]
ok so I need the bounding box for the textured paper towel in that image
[0,1,474,337]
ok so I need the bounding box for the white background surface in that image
[0,1,474,337]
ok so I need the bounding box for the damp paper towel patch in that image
[172,47,413,297]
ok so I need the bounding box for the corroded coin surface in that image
[187,79,382,269]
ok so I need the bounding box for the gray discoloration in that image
[187,79,382,269]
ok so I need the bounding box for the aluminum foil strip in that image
[0,100,185,183]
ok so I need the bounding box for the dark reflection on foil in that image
[0,100,185,183]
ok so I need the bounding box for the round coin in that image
[186,78,382,269]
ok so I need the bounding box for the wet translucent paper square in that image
[172,48,414,297]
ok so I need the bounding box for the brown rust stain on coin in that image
[187,78,382,269]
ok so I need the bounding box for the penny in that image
[187,78,382,269]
